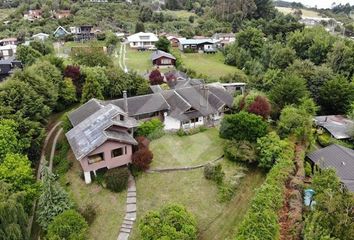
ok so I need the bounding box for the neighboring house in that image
[167,36,185,48]
[151,50,176,66]
[103,82,234,130]
[0,38,17,46]
[0,56,22,81]
[0,44,17,60]
[24,10,42,21]
[314,115,354,140]
[307,144,354,192]
[53,26,70,38]
[179,38,220,53]
[66,98,138,184]
[32,33,49,41]
[70,25,96,41]
[212,33,235,47]
[127,32,158,49]
[54,10,71,19]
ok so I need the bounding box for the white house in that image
[0,45,17,60]
[127,32,158,49]
[32,33,49,41]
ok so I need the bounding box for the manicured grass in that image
[276,7,321,17]
[180,52,239,80]
[130,161,265,240]
[125,47,153,73]
[62,152,126,240]
[150,128,224,168]
[130,128,266,239]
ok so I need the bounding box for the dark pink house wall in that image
[80,140,133,172]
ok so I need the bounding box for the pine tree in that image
[36,166,72,230]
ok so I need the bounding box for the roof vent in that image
[342,161,346,166]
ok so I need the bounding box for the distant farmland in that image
[276,7,321,18]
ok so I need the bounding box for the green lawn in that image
[181,52,239,80]
[125,47,153,73]
[62,152,126,240]
[162,10,197,19]
[130,128,266,240]
[150,128,224,168]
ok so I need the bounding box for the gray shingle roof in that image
[208,83,234,107]
[161,90,191,121]
[105,93,170,117]
[151,50,176,61]
[68,99,103,126]
[307,144,354,192]
[176,86,225,117]
[314,115,354,139]
[66,104,138,160]
[150,84,163,93]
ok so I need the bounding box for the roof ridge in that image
[333,144,354,157]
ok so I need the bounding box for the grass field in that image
[180,52,238,80]
[276,7,321,18]
[62,152,126,240]
[150,128,224,168]
[162,10,197,19]
[125,48,153,73]
[129,129,266,240]
[0,8,14,21]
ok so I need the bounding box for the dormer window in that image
[119,114,125,121]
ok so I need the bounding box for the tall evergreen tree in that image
[37,166,72,230]
[81,75,104,103]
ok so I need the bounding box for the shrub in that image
[317,133,331,147]
[256,132,287,170]
[139,204,197,240]
[136,136,150,149]
[136,118,164,140]
[247,96,271,119]
[220,112,268,142]
[53,139,72,176]
[132,147,153,171]
[79,203,97,225]
[148,69,164,85]
[47,210,88,240]
[176,126,207,136]
[224,140,257,163]
[304,161,312,177]
[104,167,129,193]
[204,163,224,184]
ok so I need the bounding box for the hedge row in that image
[235,141,295,240]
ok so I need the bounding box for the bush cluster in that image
[235,141,295,240]
[104,167,129,193]
[139,204,197,240]
[79,203,97,226]
[136,118,164,140]
[53,139,73,176]
[203,163,225,184]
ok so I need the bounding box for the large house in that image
[32,33,49,41]
[307,144,354,192]
[53,26,70,38]
[54,10,71,19]
[127,32,158,49]
[314,115,354,140]
[151,50,176,66]
[66,98,138,184]
[0,56,22,81]
[70,25,96,41]
[24,10,42,21]
[0,44,17,60]
[0,38,17,46]
[179,38,220,53]
[212,33,235,47]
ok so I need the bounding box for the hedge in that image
[235,141,295,240]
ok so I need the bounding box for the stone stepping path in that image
[117,174,137,240]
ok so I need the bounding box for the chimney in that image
[123,90,128,113]
[199,85,209,110]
